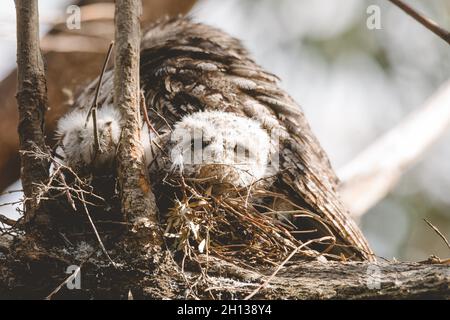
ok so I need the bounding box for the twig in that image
[140,92,167,156]
[424,219,450,251]
[45,265,81,300]
[244,236,334,300]
[85,41,115,160]
[0,190,23,196]
[86,41,115,121]
[140,92,161,139]
[0,201,23,208]
[45,251,96,300]
[0,214,17,227]
[388,0,450,46]
[80,192,116,267]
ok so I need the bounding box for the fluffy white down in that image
[55,105,153,171]
[55,106,273,188]
[169,111,272,187]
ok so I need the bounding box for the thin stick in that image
[0,201,23,208]
[92,107,100,158]
[140,92,167,156]
[140,92,161,139]
[244,236,334,300]
[45,265,81,300]
[45,252,96,300]
[388,0,450,45]
[0,190,23,196]
[86,41,115,121]
[80,192,116,267]
[85,41,115,160]
[424,219,450,251]
[0,214,16,227]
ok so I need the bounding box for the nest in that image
[7,144,341,275]
[157,173,337,269]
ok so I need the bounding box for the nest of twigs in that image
[8,146,339,272]
[156,173,336,269]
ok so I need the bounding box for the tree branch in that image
[114,0,163,250]
[246,260,450,299]
[0,247,448,299]
[338,81,450,217]
[388,0,450,45]
[0,214,17,227]
[0,0,198,193]
[14,0,49,217]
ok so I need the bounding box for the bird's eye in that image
[234,143,250,158]
[202,139,211,149]
[190,138,210,151]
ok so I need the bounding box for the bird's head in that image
[169,111,271,188]
[55,105,122,171]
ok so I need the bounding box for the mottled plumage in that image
[55,104,152,173]
[64,17,374,261]
[169,110,273,187]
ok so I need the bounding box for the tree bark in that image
[15,0,49,216]
[0,235,448,299]
[0,0,198,192]
[114,0,163,255]
[3,0,449,301]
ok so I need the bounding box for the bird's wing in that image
[139,17,374,261]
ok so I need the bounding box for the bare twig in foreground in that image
[0,214,17,228]
[339,81,450,217]
[86,41,115,160]
[424,219,450,251]
[388,0,450,45]
[244,236,334,300]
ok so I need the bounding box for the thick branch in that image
[0,246,448,299]
[245,260,450,299]
[338,81,450,217]
[15,0,49,216]
[0,0,198,193]
[114,0,163,250]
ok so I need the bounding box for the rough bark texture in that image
[14,0,49,215]
[0,0,197,192]
[0,236,448,299]
[3,2,448,301]
[114,0,163,253]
